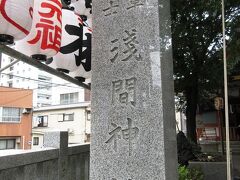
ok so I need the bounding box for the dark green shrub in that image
[178,165,189,180]
[178,165,204,180]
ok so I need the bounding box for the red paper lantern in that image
[0,0,33,44]
[15,0,62,61]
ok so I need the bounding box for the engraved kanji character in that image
[127,0,144,10]
[122,118,139,156]
[106,118,139,156]
[105,123,122,151]
[125,77,136,106]
[103,0,119,16]
[112,78,137,106]
[112,79,123,104]
[110,38,119,63]
[122,29,142,61]
[119,92,128,104]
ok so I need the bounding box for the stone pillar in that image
[90,0,178,179]
[44,131,68,180]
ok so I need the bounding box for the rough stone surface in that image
[189,162,227,180]
[44,131,68,149]
[44,131,68,180]
[90,0,178,179]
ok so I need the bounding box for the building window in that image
[9,57,14,62]
[60,92,78,104]
[37,94,51,101]
[0,139,16,150]
[40,103,51,107]
[38,83,51,90]
[8,82,12,87]
[38,75,51,82]
[84,133,90,143]
[87,111,91,121]
[37,116,48,127]
[9,75,13,79]
[33,137,39,145]
[0,107,21,122]
[63,113,74,121]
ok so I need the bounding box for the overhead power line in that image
[0,72,83,89]
[2,91,33,105]
[0,44,90,90]
[0,59,20,73]
[0,81,82,92]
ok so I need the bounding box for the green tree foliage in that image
[171,0,240,142]
[178,165,204,180]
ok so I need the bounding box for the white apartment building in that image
[0,54,86,107]
[1,53,91,149]
[32,102,91,149]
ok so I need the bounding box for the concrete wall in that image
[189,161,227,180]
[0,132,90,180]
